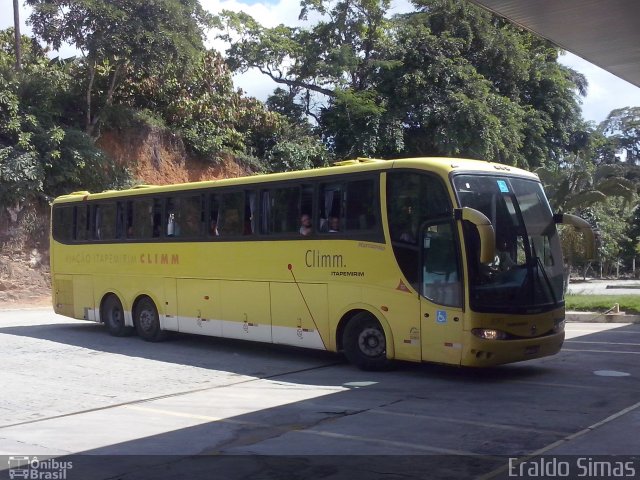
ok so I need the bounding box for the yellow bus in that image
[50,157,594,369]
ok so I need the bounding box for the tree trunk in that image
[87,62,123,138]
[86,63,96,135]
[13,0,21,72]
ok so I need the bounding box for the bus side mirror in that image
[554,213,596,260]
[454,207,496,264]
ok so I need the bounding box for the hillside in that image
[98,127,252,185]
[0,127,252,307]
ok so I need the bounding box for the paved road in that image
[567,279,640,295]
[0,308,639,479]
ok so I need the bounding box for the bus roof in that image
[52,157,539,203]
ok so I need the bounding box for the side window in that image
[319,178,378,234]
[387,172,451,244]
[244,191,256,235]
[165,197,178,237]
[387,172,452,291]
[422,222,462,307]
[164,195,202,238]
[53,206,74,242]
[261,187,301,234]
[116,202,127,239]
[346,179,377,231]
[152,199,162,238]
[131,198,156,239]
[218,191,244,236]
[319,183,343,233]
[209,194,220,237]
[179,195,203,238]
[93,203,117,240]
[75,205,90,241]
[262,184,314,236]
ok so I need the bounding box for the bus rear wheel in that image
[134,297,167,342]
[343,313,389,370]
[101,294,134,337]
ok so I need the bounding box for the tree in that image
[0,29,130,211]
[598,107,640,165]
[26,0,212,136]
[217,0,585,164]
[113,48,287,162]
[536,157,637,213]
[536,119,639,278]
[13,0,22,71]
[622,204,640,277]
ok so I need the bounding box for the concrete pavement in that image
[567,278,640,296]
[0,308,639,480]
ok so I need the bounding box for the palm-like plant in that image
[536,155,637,213]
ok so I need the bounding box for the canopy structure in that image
[469,0,640,88]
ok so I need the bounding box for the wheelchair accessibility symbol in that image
[436,310,447,324]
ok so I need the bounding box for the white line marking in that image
[295,429,493,456]
[127,404,494,456]
[510,380,598,390]
[124,405,266,427]
[562,348,640,355]
[566,340,640,346]
[369,410,570,436]
[477,400,640,480]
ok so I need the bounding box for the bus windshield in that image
[453,175,564,313]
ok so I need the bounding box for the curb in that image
[566,311,640,323]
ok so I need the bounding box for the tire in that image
[343,313,390,370]
[134,297,167,342]
[101,294,134,337]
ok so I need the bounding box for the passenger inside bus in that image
[299,214,312,236]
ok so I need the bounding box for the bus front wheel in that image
[343,313,389,370]
[101,294,134,337]
[134,297,167,342]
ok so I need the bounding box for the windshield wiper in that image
[531,244,558,305]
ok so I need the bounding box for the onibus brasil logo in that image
[7,456,73,479]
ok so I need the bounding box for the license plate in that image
[525,345,540,355]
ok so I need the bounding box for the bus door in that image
[419,221,464,365]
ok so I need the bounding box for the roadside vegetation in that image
[1,0,639,279]
[565,294,640,315]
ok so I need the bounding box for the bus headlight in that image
[553,318,565,333]
[471,328,508,340]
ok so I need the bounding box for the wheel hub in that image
[140,310,154,331]
[110,308,122,324]
[358,327,385,357]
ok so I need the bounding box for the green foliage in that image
[565,295,640,315]
[536,154,637,213]
[536,117,640,273]
[622,204,640,263]
[26,0,212,135]
[43,128,133,197]
[266,134,330,173]
[101,105,167,130]
[0,28,131,210]
[592,197,636,269]
[217,0,584,165]
[598,107,640,165]
[117,49,286,161]
[0,148,43,207]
